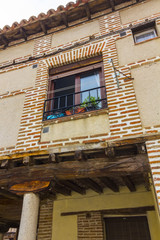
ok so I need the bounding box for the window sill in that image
[43,108,108,126]
[135,36,159,45]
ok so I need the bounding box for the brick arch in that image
[44,40,107,68]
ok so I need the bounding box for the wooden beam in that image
[79,178,103,193]
[109,0,115,11]
[105,147,115,158]
[85,4,91,20]
[61,206,155,216]
[122,176,136,192]
[0,154,149,187]
[0,189,21,200]
[0,35,8,47]
[39,21,47,34]
[54,183,71,196]
[60,180,86,195]
[74,150,87,161]
[20,27,27,41]
[61,13,68,27]
[99,177,119,192]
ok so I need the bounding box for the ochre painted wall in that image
[0,94,25,148]
[52,186,160,240]
[0,66,37,95]
[120,0,160,24]
[51,20,100,48]
[116,35,160,66]
[132,62,160,127]
[41,113,109,142]
[0,41,34,63]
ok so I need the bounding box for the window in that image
[104,216,151,240]
[132,21,157,44]
[43,56,107,120]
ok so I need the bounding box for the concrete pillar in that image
[17,193,40,240]
[0,233,3,240]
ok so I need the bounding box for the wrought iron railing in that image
[43,86,107,121]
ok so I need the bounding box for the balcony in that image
[43,86,107,121]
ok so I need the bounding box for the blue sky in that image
[0,0,76,28]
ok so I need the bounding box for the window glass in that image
[134,29,156,43]
[80,69,100,103]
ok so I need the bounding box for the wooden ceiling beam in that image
[109,0,115,11]
[122,176,136,192]
[0,189,21,200]
[0,35,8,47]
[20,27,27,41]
[85,3,91,20]
[60,180,86,195]
[61,13,68,27]
[79,178,103,193]
[99,177,119,192]
[39,21,47,34]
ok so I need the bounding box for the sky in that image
[0,0,76,29]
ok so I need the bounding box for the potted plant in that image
[81,96,100,111]
[65,108,73,115]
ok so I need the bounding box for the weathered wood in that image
[39,21,47,34]
[20,27,27,41]
[61,13,68,27]
[0,154,149,187]
[85,4,91,20]
[0,189,21,200]
[74,150,87,161]
[61,206,155,216]
[109,0,115,11]
[10,181,50,193]
[122,176,136,192]
[60,180,86,195]
[0,35,8,47]
[79,178,103,193]
[99,177,119,192]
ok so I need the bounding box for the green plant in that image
[81,96,100,109]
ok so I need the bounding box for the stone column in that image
[17,193,40,240]
[0,233,3,240]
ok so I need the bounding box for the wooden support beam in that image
[60,180,86,195]
[74,150,87,161]
[20,27,27,41]
[0,35,8,47]
[122,176,136,192]
[61,13,68,27]
[0,154,149,186]
[79,178,103,193]
[105,147,115,158]
[99,177,119,192]
[109,0,115,11]
[39,21,47,34]
[23,156,30,165]
[54,183,71,196]
[61,206,155,216]
[85,4,91,20]
[0,189,21,200]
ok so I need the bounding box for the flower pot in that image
[75,107,85,114]
[65,110,73,115]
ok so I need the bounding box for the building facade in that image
[0,0,160,239]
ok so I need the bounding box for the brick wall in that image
[37,199,53,240]
[77,212,104,240]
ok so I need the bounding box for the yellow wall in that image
[116,35,160,66]
[41,113,109,142]
[0,41,34,63]
[0,66,37,95]
[0,94,25,148]
[52,186,160,240]
[120,0,160,24]
[132,62,160,127]
[51,20,100,48]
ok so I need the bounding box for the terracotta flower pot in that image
[75,107,85,114]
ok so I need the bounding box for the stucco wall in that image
[0,66,37,95]
[120,0,160,24]
[51,20,100,48]
[52,186,160,240]
[116,35,160,66]
[41,114,109,142]
[0,94,25,148]
[0,41,34,63]
[132,62,160,127]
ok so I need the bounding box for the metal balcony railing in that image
[43,86,107,121]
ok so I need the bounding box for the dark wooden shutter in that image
[105,216,151,240]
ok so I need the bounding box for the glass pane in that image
[135,30,156,43]
[80,70,101,107]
